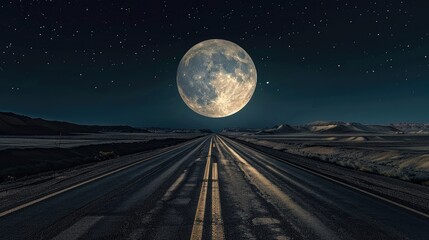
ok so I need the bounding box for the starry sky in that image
[1,0,428,130]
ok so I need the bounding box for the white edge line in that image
[220,136,429,220]
[0,136,208,218]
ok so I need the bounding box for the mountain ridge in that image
[222,121,429,134]
[0,112,150,135]
[0,112,214,135]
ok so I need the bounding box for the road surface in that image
[0,135,428,239]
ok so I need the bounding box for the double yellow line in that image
[190,137,225,240]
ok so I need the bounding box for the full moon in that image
[177,39,257,118]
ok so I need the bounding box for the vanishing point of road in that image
[0,135,428,239]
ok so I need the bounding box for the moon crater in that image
[177,39,257,118]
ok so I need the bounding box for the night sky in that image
[1,1,428,130]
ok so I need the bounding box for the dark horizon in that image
[1,110,427,133]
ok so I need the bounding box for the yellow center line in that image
[190,138,213,240]
[211,161,225,240]
[212,163,218,181]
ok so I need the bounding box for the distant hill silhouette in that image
[222,121,429,135]
[144,127,213,134]
[260,124,299,134]
[301,121,400,134]
[392,123,429,134]
[0,112,149,135]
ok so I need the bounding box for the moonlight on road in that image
[177,39,257,118]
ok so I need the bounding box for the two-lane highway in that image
[0,135,428,239]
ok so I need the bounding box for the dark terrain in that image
[0,112,148,135]
[0,138,194,181]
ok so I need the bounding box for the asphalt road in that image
[0,135,428,240]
